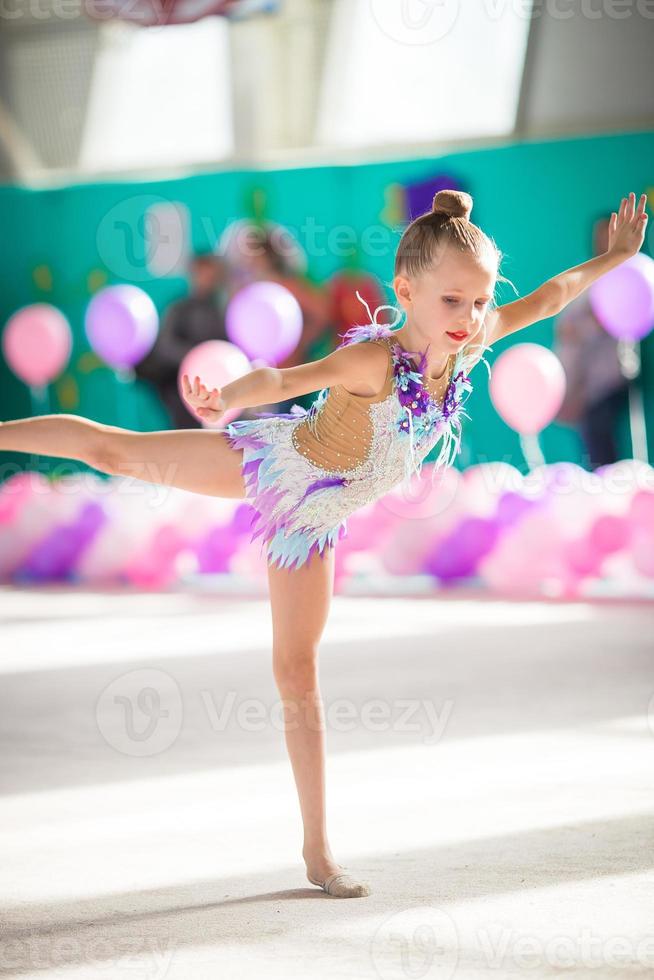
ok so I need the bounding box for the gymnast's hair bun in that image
[432,190,473,221]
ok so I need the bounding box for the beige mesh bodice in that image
[291,336,453,472]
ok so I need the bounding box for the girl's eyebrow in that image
[444,288,492,299]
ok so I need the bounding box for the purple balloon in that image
[225,281,303,364]
[424,517,499,581]
[197,526,239,573]
[17,502,106,581]
[589,253,654,341]
[495,491,541,527]
[231,502,257,535]
[85,285,159,369]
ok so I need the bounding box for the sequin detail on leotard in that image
[224,290,493,571]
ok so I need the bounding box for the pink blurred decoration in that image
[588,514,630,556]
[489,343,567,435]
[85,0,275,27]
[479,512,582,599]
[18,501,106,582]
[589,252,654,341]
[632,529,654,577]
[124,525,189,589]
[197,525,241,573]
[0,472,35,524]
[381,464,463,523]
[178,340,252,427]
[225,281,303,365]
[85,285,159,370]
[629,491,654,529]
[77,488,166,583]
[463,462,523,516]
[2,304,72,387]
[1,460,653,594]
[336,500,395,553]
[563,536,602,577]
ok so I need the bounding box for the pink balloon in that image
[178,340,252,427]
[2,304,72,387]
[336,500,393,552]
[0,472,35,524]
[478,517,582,598]
[588,514,630,555]
[589,253,654,341]
[225,281,303,364]
[489,343,566,435]
[380,464,463,523]
[629,491,654,530]
[564,536,602,577]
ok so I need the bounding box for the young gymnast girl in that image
[1,189,647,898]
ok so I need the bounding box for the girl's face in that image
[394,247,497,352]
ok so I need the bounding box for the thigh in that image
[102,426,246,498]
[268,545,335,660]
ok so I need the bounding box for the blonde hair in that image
[393,189,513,302]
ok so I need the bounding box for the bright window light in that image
[316,0,534,148]
[79,17,233,172]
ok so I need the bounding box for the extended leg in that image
[0,414,245,497]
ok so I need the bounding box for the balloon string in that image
[519,433,545,471]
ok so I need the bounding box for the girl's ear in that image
[393,273,412,309]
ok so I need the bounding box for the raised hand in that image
[181,374,226,424]
[607,191,648,258]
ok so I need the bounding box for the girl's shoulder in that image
[334,330,392,399]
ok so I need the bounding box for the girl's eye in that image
[443,297,458,304]
[475,300,488,308]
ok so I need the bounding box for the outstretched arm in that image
[485,191,649,345]
[181,339,388,424]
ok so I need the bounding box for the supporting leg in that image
[267,546,370,896]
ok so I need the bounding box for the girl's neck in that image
[392,325,451,380]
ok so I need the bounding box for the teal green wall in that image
[1,129,652,477]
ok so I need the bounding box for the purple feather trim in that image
[336,322,394,348]
[229,422,348,569]
[304,475,348,494]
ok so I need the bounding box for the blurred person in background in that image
[554,215,630,469]
[136,252,229,428]
[231,224,334,413]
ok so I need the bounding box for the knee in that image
[273,647,319,693]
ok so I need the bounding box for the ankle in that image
[302,841,333,861]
